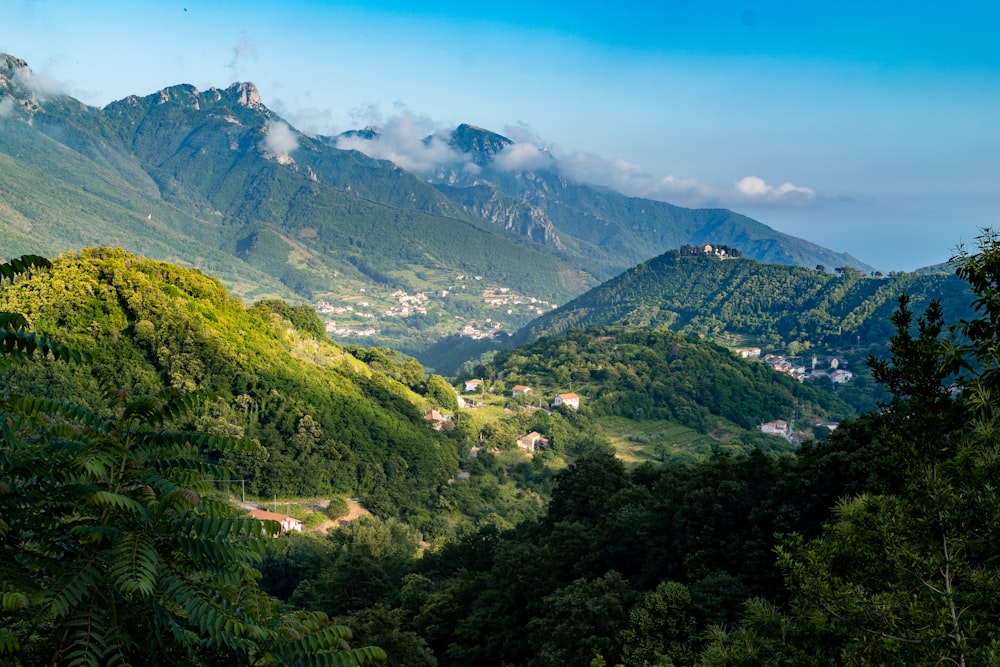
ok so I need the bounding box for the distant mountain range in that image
[0,53,875,361]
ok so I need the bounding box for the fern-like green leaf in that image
[50,558,102,618]
[110,532,159,597]
[0,628,20,656]
[0,591,28,611]
[90,491,145,515]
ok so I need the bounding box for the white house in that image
[511,385,532,397]
[464,378,483,392]
[553,393,580,410]
[830,369,853,384]
[515,431,547,452]
[248,509,303,534]
[760,419,788,436]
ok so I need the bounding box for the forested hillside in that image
[476,325,850,435]
[0,247,459,517]
[513,251,972,352]
[258,232,1000,666]
[0,254,389,665]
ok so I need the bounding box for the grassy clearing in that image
[595,416,720,465]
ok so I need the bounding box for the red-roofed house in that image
[511,385,532,397]
[552,393,580,410]
[248,509,303,533]
[464,379,483,392]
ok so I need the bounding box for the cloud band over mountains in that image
[330,111,816,209]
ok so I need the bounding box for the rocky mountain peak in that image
[0,54,47,113]
[0,53,29,79]
[229,82,264,110]
[449,123,514,166]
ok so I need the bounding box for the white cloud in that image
[12,66,61,101]
[261,119,299,158]
[334,110,475,175]
[501,121,545,145]
[0,96,14,119]
[326,111,817,209]
[493,142,552,171]
[734,176,816,205]
[558,151,723,204]
[228,36,258,81]
[270,100,338,138]
[552,150,817,209]
[348,103,384,128]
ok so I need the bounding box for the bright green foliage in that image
[424,374,459,411]
[0,256,385,666]
[0,248,457,514]
[0,255,93,366]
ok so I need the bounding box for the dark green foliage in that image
[307,239,993,664]
[526,571,638,667]
[703,230,1000,665]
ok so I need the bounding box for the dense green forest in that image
[254,231,1000,666]
[513,251,973,354]
[6,233,1000,665]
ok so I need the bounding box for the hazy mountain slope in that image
[513,251,971,350]
[5,64,589,301]
[0,110,295,301]
[434,124,874,273]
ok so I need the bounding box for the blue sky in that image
[4,1,999,270]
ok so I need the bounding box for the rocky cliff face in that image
[0,54,44,115]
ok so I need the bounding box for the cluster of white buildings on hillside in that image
[738,350,853,385]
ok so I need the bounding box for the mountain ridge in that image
[1,53,880,363]
[511,250,969,353]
